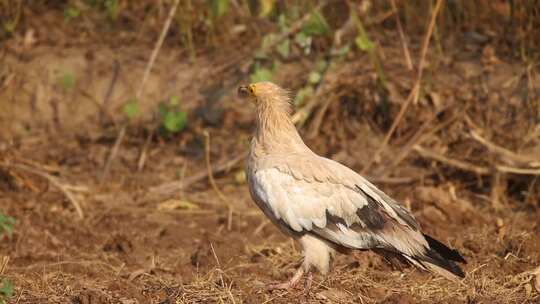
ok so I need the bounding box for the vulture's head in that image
[237,82,291,114]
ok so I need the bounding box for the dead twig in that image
[367,175,421,184]
[99,125,125,180]
[469,130,540,168]
[495,165,540,175]
[149,151,248,198]
[362,0,443,174]
[413,145,491,175]
[414,145,540,176]
[203,130,228,203]
[210,243,236,303]
[101,0,180,181]
[0,256,9,275]
[390,0,413,71]
[377,106,461,177]
[100,59,120,126]
[5,163,85,219]
[137,129,154,171]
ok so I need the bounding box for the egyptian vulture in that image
[238,82,466,290]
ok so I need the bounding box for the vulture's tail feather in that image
[423,234,466,264]
[420,248,465,279]
[381,234,466,280]
[413,234,466,280]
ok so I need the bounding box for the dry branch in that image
[377,106,459,177]
[470,130,540,168]
[413,145,491,175]
[362,0,443,174]
[414,145,540,177]
[149,151,248,198]
[5,163,85,219]
[390,0,413,71]
[495,166,540,175]
[203,130,229,204]
[100,59,120,125]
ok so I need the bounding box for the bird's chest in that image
[246,157,290,229]
[245,161,266,209]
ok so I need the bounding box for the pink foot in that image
[265,267,304,291]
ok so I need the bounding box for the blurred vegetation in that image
[1,0,538,58]
[1,0,538,119]
[0,278,12,304]
[0,0,537,148]
[0,213,15,240]
[0,213,14,304]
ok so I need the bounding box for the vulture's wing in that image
[251,155,465,279]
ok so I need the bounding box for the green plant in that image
[207,0,228,18]
[0,214,15,239]
[57,71,76,91]
[0,213,14,304]
[158,96,187,135]
[250,66,273,83]
[64,6,81,21]
[258,0,275,17]
[122,98,139,120]
[104,0,119,20]
[0,279,12,304]
[294,58,326,108]
[0,0,22,36]
[301,10,329,36]
[353,13,387,88]
[294,86,313,107]
[0,279,13,304]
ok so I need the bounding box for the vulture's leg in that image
[265,267,304,290]
[304,270,313,292]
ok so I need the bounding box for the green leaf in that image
[294,32,312,54]
[250,68,273,83]
[332,44,351,57]
[64,7,81,21]
[261,33,276,50]
[355,34,374,52]
[163,111,187,133]
[308,71,321,84]
[158,103,168,118]
[58,72,75,91]
[207,0,229,17]
[158,101,188,134]
[255,33,276,59]
[276,39,290,58]
[169,96,179,106]
[0,279,13,300]
[277,14,287,32]
[295,32,309,46]
[0,214,16,239]
[302,10,330,36]
[122,99,139,120]
[258,0,275,18]
[294,86,314,107]
[105,0,119,20]
[314,59,328,73]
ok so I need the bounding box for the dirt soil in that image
[1,8,540,304]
